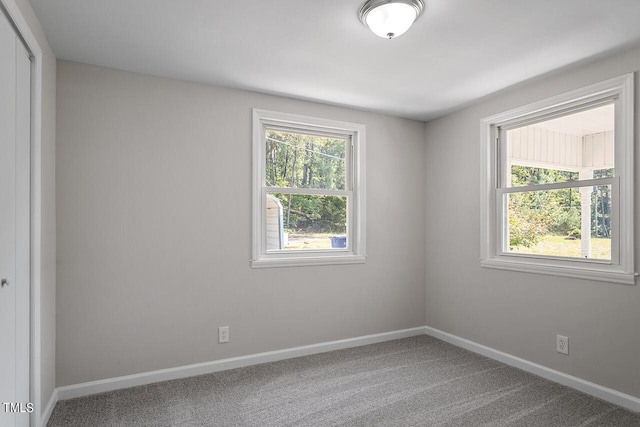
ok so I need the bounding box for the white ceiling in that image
[27,0,640,121]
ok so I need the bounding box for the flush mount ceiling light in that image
[359,0,425,39]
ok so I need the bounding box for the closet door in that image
[0,7,31,427]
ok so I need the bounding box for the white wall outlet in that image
[557,335,569,355]
[218,326,229,343]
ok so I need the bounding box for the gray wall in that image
[55,61,427,386]
[12,0,57,417]
[424,45,640,399]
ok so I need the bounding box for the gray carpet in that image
[47,336,640,426]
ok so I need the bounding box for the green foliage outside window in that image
[266,130,347,234]
[272,194,347,234]
[508,166,612,250]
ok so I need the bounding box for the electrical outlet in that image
[557,335,569,355]
[218,326,229,343]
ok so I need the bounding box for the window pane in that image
[506,104,614,187]
[267,193,347,251]
[265,130,346,190]
[506,184,611,260]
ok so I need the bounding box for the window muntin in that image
[252,110,366,267]
[480,74,635,285]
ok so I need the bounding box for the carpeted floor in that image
[47,335,640,426]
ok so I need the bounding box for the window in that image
[480,74,635,284]
[252,109,366,267]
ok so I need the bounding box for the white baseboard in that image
[38,388,58,427]
[425,326,640,413]
[56,326,427,401]
[53,326,640,415]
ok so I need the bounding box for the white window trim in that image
[480,74,636,285]
[251,109,366,268]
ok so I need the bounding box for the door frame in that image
[0,1,44,426]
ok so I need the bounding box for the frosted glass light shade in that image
[359,0,424,39]
[366,3,416,38]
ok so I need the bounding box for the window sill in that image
[251,254,366,268]
[480,257,636,285]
